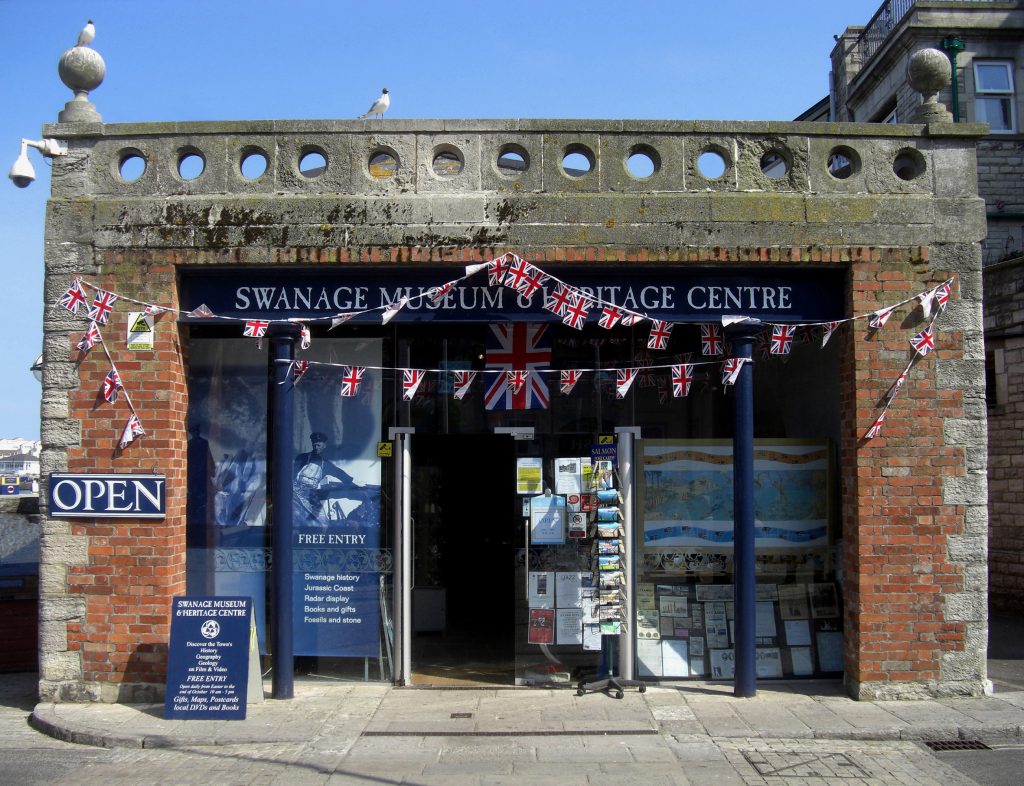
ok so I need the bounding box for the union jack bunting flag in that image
[403,369,426,400]
[428,280,457,303]
[561,293,591,330]
[88,290,118,324]
[243,320,269,338]
[103,368,122,404]
[598,305,625,330]
[144,303,165,316]
[330,313,355,330]
[484,323,551,410]
[671,364,694,397]
[722,357,746,386]
[292,360,310,383]
[887,370,908,402]
[934,281,952,310]
[755,332,771,360]
[506,370,529,394]
[865,412,886,440]
[770,324,796,355]
[544,284,575,317]
[917,290,936,320]
[869,307,894,329]
[560,370,583,395]
[464,262,488,278]
[647,320,672,350]
[339,366,365,397]
[615,368,639,399]
[700,324,723,356]
[300,325,311,350]
[76,321,101,352]
[59,279,87,314]
[118,414,145,449]
[621,313,644,327]
[381,296,408,325]
[452,371,476,400]
[821,321,842,347]
[910,326,934,356]
[505,258,545,299]
[487,254,510,286]
[188,303,216,318]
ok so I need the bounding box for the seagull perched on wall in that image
[76,20,95,47]
[359,88,390,119]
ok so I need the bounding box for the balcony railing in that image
[856,0,1001,64]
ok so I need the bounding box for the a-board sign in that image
[164,596,260,720]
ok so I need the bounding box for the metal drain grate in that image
[925,740,991,752]
[450,712,473,719]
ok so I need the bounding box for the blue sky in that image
[0,0,884,439]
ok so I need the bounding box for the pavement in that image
[7,611,1024,784]
[26,678,1024,751]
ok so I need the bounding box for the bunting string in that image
[53,256,957,448]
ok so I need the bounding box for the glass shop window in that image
[974,60,1017,133]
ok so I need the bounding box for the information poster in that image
[528,608,555,644]
[555,571,584,608]
[554,457,584,495]
[528,571,555,608]
[164,596,254,720]
[556,608,584,645]
[517,458,543,494]
[530,494,566,544]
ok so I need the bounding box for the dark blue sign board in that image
[293,529,381,657]
[164,596,253,720]
[49,473,165,518]
[591,444,618,464]
[181,265,845,324]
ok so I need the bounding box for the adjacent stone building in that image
[800,0,1024,613]
[36,37,991,703]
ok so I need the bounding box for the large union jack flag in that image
[59,279,88,314]
[484,323,551,410]
[88,290,118,325]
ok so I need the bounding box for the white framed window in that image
[973,60,1016,132]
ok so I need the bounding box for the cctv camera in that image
[8,150,35,188]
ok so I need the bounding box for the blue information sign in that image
[164,596,253,720]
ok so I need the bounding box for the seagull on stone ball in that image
[359,88,390,119]
[77,20,95,47]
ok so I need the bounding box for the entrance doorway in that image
[409,434,517,685]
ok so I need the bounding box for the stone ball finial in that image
[57,44,105,123]
[907,48,953,123]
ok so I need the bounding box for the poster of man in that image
[293,431,379,528]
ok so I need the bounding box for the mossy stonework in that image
[39,118,988,702]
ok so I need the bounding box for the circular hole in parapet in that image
[497,144,529,176]
[117,150,146,182]
[697,149,727,179]
[827,146,860,180]
[893,148,926,181]
[299,148,328,179]
[240,148,269,180]
[177,150,205,181]
[431,145,464,177]
[626,145,660,179]
[760,149,790,179]
[562,145,594,178]
[369,148,399,179]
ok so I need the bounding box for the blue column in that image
[726,321,760,698]
[268,324,302,699]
